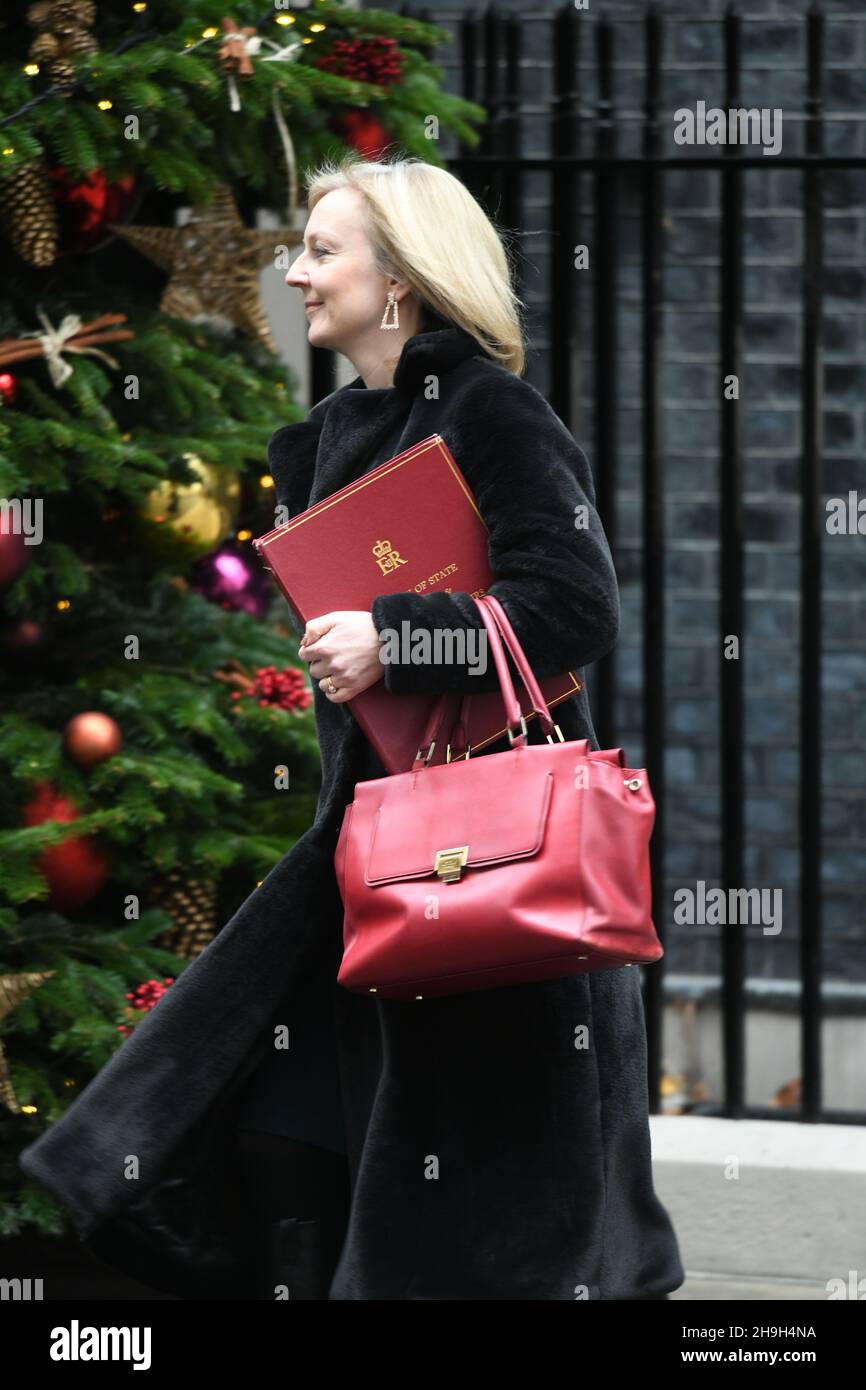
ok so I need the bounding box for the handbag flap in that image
[365,763,554,885]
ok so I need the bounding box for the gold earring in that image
[380,291,399,330]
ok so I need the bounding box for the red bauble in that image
[0,372,18,405]
[0,519,29,590]
[329,109,392,159]
[21,781,109,912]
[0,618,43,650]
[48,166,138,253]
[63,711,123,770]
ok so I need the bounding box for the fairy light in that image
[236,529,253,541]
[275,14,295,25]
[97,99,113,110]
[132,2,147,10]
[201,27,219,39]
[23,63,40,76]
[309,23,326,32]
[2,148,14,156]
[56,599,71,611]
[259,475,274,489]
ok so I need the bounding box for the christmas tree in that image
[0,0,484,1242]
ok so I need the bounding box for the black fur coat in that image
[19,321,684,1300]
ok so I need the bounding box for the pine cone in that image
[0,161,58,267]
[150,872,219,961]
[46,58,77,88]
[29,32,60,62]
[62,31,98,58]
[52,0,97,31]
[25,0,55,30]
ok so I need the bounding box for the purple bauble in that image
[189,542,273,619]
[0,522,28,590]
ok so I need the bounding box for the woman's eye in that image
[314,246,329,256]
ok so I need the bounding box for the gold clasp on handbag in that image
[434,845,469,883]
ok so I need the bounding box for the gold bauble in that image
[137,455,241,564]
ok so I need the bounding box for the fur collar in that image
[266,320,491,514]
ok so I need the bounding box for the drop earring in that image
[380,291,399,330]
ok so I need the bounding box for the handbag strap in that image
[477,594,558,734]
[411,594,557,770]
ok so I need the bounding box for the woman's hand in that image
[298,611,384,702]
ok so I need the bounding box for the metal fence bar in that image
[641,1,667,1115]
[549,3,580,427]
[719,4,747,1117]
[800,5,826,1123]
[449,155,866,169]
[328,3,866,1125]
[591,15,618,753]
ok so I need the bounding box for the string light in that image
[259,475,275,489]
[97,99,113,110]
[56,599,71,610]
[23,63,40,76]
[2,9,332,132]
[236,529,253,541]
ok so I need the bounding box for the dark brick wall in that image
[366,1,866,986]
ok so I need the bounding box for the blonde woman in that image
[21,155,683,1302]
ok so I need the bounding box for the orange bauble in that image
[63,711,122,770]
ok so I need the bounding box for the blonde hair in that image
[304,153,526,376]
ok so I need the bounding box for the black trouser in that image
[236,1130,351,1300]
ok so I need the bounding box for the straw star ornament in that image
[110,186,301,352]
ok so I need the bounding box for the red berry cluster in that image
[232,665,313,712]
[313,35,403,87]
[117,977,175,1037]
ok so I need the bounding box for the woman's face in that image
[286,187,395,354]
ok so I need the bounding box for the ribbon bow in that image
[219,17,260,77]
[219,17,263,111]
[27,309,121,388]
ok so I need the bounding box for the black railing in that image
[311,3,866,1125]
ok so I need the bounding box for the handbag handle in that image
[478,594,564,732]
[411,594,560,770]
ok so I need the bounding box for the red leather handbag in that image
[335,592,664,1000]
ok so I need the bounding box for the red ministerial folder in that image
[253,433,582,773]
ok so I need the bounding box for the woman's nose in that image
[285,255,307,288]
